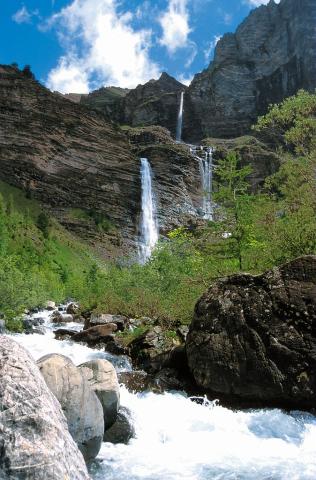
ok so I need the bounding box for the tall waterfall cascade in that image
[190,146,214,220]
[176,91,184,142]
[138,158,159,264]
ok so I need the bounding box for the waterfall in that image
[198,147,213,220]
[138,158,159,263]
[176,91,184,142]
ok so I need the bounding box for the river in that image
[7,306,316,480]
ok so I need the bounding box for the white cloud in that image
[246,0,280,6]
[159,0,191,54]
[12,6,38,24]
[204,35,221,63]
[45,0,160,93]
[177,73,193,86]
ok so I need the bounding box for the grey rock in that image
[46,301,56,310]
[103,407,135,444]
[79,359,120,431]
[85,313,128,331]
[51,311,73,323]
[0,319,5,333]
[183,0,316,141]
[0,337,90,480]
[37,353,104,461]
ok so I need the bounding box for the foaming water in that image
[8,307,132,372]
[138,158,159,263]
[90,387,316,480]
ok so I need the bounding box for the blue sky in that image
[1,0,275,93]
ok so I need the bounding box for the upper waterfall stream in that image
[138,158,159,264]
[5,306,316,480]
[176,91,184,142]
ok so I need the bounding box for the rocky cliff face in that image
[81,73,185,138]
[0,65,140,254]
[126,126,203,233]
[182,0,316,142]
[0,67,202,255]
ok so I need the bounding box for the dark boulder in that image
[84,313,128,331]
[0,337,90,479]
[54,328,77,341]
[72,324,118,346]
[186,255,316,410]
[103,407,135,445]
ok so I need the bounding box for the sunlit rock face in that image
[0,65,140,254]
[183,0,316,142]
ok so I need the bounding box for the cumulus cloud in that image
[45,0,160,93]
[159,0,191,54]
[246,0,280,6]
[204,35,221,63]
[12,6,38,24]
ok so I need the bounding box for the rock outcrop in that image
[0,337,90,479]
[186,255,316,409]
[183,0,316,142]
[82,73,185,138]
[0,65,139,254]
[127,127,202,232]
[37,354,104,461]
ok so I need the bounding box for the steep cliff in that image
[81,73,185,138]
[182,0,316,142]
[0,65,140,254]
[126,126,202,232]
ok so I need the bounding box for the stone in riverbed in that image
[84,313,128,331]
[46,300,56,310]
[186,255,316,410]
[103,407,135,444]
[72,323,118,346]
[51,311,74,323]
[0,337,90,479]
[37,353,104,461]
[79,359,120,431]
[67,302,80,315]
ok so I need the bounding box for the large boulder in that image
[0,337,90,479]
[79,359,120,431]
[72,324,118,346]
[186,256,316,409]
[84,313,128,331]
[37,354,104,461]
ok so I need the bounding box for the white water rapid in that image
[176,91,184,142]
[198,147,213,220]
[138,158,159,264]
[5,306,316,480]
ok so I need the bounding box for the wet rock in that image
[118,370,150,393]
[54,328,77,340]
[85,313,128,331]
[79,359,120,431]
[186,255,316,410]
[72,324,118,346]
[67,302,80,315]
[0,319,5,333]
[37,353,104,461]
[51,311,74,323]
[46,300,56,310]
[0,337,89,479]
[102,335,130,355]
[103,407,135,445]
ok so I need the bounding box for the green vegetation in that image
[0,182,97,331]
[3,90,316,332]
